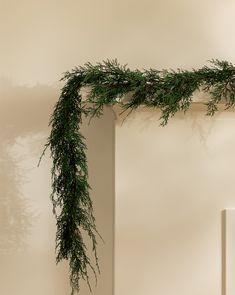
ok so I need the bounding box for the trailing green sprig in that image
[42,59,235,294]
[46,74,100,294]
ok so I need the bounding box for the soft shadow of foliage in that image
[0,78,58,253]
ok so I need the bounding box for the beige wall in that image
[1,0,235,87]
[1,0,235,295]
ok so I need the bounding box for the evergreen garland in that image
[41,59,235,294]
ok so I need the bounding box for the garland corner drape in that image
[40,59,235,294]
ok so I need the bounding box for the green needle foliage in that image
[42,59,235,294]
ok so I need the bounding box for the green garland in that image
[41,59,235,294]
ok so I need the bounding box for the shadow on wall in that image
[0,78,59,253]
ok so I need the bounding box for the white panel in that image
[116,107,235,295]
[222,209,235,295]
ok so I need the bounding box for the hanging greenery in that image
[40,59,235,294]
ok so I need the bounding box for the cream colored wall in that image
[0,84,71,295]
[1,0,235,295]
[1,0,235,87]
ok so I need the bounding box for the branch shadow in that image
[0,78,59,254]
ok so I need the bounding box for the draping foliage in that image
[41,59,235,294]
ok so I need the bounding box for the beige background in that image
[1,0,235,295]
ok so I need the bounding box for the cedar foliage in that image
[42,59,235,294]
